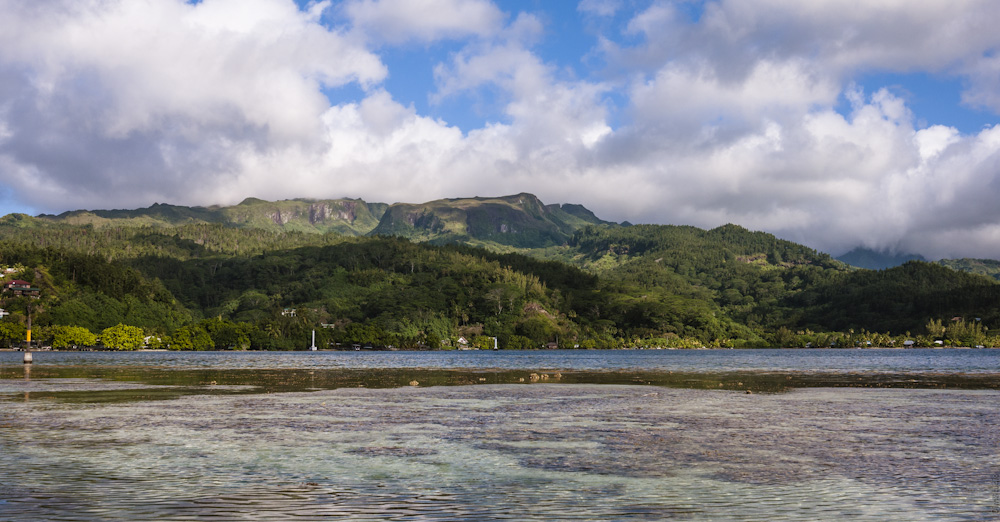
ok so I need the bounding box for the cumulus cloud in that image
[433,12,610,154]
[594,82,1000,259]
[580,0,1000,258]
[617,0,1000,80]
[578,0,621,17]
[2,0,1000,260]
[0,0,384,210]
[344,0,504,44]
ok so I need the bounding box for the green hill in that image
[783,261,1000,333]
[370,193,609,248]
[937,258,1000,281]
[37,198,387,236]
[0,240,192,345]
[559,224,848,343]
[559,224,1000,338]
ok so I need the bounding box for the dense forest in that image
[2,195,999,350]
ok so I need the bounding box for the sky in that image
[2,0,1000,260]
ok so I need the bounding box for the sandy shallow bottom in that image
[2,383,999,521]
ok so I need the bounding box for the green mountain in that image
[370,193,610,248]
[836,247,926,269]
[37,198,387,236]
[3,194,1000,349]
[937,258,1000,281]
[218,198,387,235]
[32,193,604,248]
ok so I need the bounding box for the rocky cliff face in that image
[36,194,607,246]
[370,193,611,248]
[41,198,385,236]
[226,198,384,235]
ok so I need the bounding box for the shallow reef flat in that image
[2,381,998,520]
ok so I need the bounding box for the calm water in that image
[3,347,1000,372]
[2,349,999,520]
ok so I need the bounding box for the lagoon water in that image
[3,347,1000,372]
[2,349,999,520]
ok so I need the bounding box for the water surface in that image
[4,347,1000,373]
[2,349,998,520]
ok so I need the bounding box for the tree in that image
[516,314,558,346]
[201,318,250,350]
[101,324,145,350]
[771,326,800,348]
[52,325,98,348]
[168,325,215,351]
[925,318,946,338]
[0,321,27,348]
[423,330,442,350]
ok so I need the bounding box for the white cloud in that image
[432,13,545,98]
[617,0,1000,103]
[573,0,1000,258]
[4,0,1000,261]
[578,0,621,17]
[596,85,1000,259]
[0,0,385,210]
[628,59,840,144]
[344,0,504,44]
[431,11,611,158]
[914,125,960,162]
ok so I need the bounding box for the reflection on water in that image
[2,381,999,520]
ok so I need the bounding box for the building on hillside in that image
[3,280,40,298]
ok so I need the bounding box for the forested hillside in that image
[937,258,1000,281]
[2,195,999,350]
[0,241,191,348]
[563,224,1000,342]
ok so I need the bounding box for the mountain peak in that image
[836,247,926,270]
[370,194,610,248]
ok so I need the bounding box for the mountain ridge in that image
[3,194,1000,348]
[18,194,1000,273]
[370,193,613,248]
[37,198,389,236]
[32,193,613,250]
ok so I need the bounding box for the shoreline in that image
[1,345,997,353]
